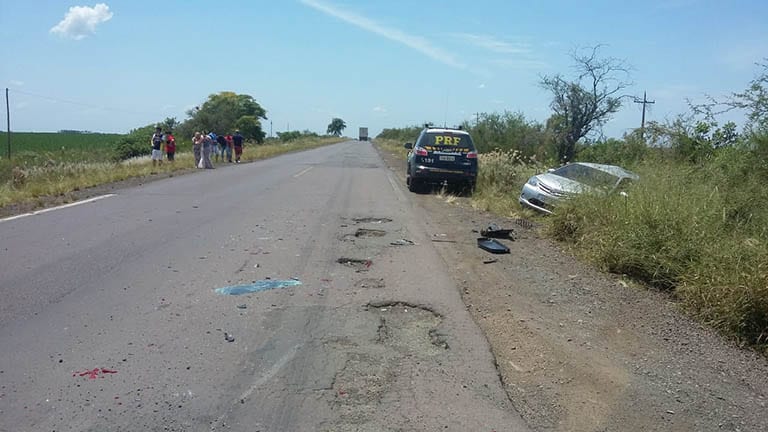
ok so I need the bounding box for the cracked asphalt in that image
[0,141,529,431]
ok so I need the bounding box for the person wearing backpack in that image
[150,126,164,166]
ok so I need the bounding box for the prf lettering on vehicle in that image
[434,135,462,146]
[423,145,470,153]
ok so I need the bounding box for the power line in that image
[8,88,152,116]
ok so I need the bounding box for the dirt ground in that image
[375,143,768,432]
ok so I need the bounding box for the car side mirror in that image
[403,143,413,149]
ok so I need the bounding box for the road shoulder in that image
[373,140,768,432]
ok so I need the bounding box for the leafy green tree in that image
[462,111,547,159]
[326,118,346,136]
[111,124,157,161]
[161,117,179,132]
[540,46,631,163]
[182,92,267,137]
[234,115,266,143]
[376,125,423,142]
[277,130,319,142]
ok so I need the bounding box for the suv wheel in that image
[408,178,421,192]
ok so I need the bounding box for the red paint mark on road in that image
[73,368,118,379]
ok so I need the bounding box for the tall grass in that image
[547,152,768,350]
[472,149,540,216]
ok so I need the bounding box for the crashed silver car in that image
[519,162,639,214]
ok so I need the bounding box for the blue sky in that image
[1,0,766,138]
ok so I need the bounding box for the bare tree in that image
[690,60,768,133]
[540,46,632,163]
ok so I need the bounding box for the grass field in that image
[0,132,122,161]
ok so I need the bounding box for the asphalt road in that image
[0,141,530,431]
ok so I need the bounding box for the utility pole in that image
[5,88,10,160]
[269,120,273,138]
[475,112,480,126]
[634,91,655,141]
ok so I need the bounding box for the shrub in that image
[376,126,422,142]
[112,136,150,161]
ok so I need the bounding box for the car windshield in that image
[420,133,475,150]
[552,164,621,189]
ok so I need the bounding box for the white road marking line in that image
[293,166,313,178]
[212,344,301,428]
[0,194,116,223]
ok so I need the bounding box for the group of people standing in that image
[191,130,244,169]
[150,127,176,166]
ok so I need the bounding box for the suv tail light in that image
[415,148,428,156]
[466,151,478,159]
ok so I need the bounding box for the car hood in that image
[535,173,592,194]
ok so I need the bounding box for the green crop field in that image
[0,131,125,183]
[0,131,124,163]
[0,131,123,160]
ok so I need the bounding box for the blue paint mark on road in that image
[215,280,302,295]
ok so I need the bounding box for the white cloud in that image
[50,3,113,40]
[453,33,531,54]
[478,83,486,89]
[372,106,387,113]
[300,0,465,69]
[9,80,24,87]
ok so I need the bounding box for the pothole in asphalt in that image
[357,278,385,289]
[337,257,372,272]
[366,301,449,352]
[352,217,392,224]
[354,228,386,238]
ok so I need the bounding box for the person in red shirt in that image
[225,133,234,163]
[165,131,176,162]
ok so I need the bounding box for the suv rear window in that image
[419,132,475,151]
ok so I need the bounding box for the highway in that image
[0,141,529,431]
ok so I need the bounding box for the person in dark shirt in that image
[215,134,227,162]
[150,126,164,166]
[232,130,244,163]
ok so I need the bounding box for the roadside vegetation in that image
[376,58,768,352]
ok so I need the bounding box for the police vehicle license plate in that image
[438,155,455,161]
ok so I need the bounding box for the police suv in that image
[404,127,478,193]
